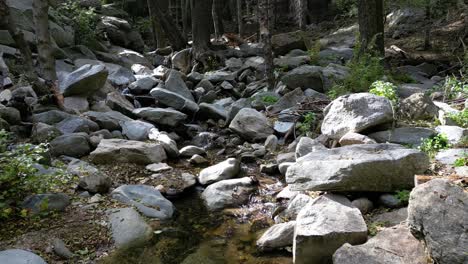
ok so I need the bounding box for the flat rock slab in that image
[108,207,153,248]
[368,127,435,146]
[333,225,427,264]
[0,249,46,264]
[90,139,167,165]
[111,185,175,219]
[294,194,367,264]
[286,144,429,192]
[408,179,468,264]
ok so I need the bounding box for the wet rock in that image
[408,179,468,264]
[50,133,90,158]
[150,88,199,113]
[351,198,374,214]
[0,249,46,264]
[120,120,154,141]
[294,194,367,264]
[333,225,427,264]
[84,111,133,131]
[201,177,256,211]
[321,93,394,140]
[295,137,327,159]
[22,193,70,215]
[229,108,273,142]
[90,139,167,165]
[112,185,175,219]
[67,159,112,194]
[31,122,62,143]
[198,158,241,185]
[179,145,206,158]
[256,221,296,251]
[368,127,435,146]
[287,144,429,192]
[60,64,108,97]
[339,132,377,146]
[281,65,324,92]
[399,93,438,120]
[435,126,467,145]
[133,107,187,127]
[108,207,153,248]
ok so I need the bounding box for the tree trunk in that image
[259,0,275,90]
[182,0,190,37]
[423,2,432,50]
[192,0,213,57]
[237,0,243,37]
[33,0,57,81]
[212,0,220,40]
[358,0,385,56]
[148,0,186,50]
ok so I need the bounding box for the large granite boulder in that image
[368,127,436,146]
[108,207,152,248]
[59,64,108,97]
[281,65,324,92]
[50,133,91,158]
[198,158,241,185]
[90,139,166,164]
[229,108,273,142]
[321,93,394,140]
[150,88,199,113]
[408,179,468,264]
[286,144,429,192]
[0,249,46,264]
[256,221,296,251]
[201,177,256,211]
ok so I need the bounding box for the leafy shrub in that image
[262,95,278,105]
[442,76,468,100]
[394,190,411,204]
[297,112,316,135]
[369,81,398,104]
[57,1,99,46]
[0,130,74,219]
[419,133,451,158]
[454,156,467,167]
[447,109,468,128]
[368,221,388,236]
[307,41,321,65]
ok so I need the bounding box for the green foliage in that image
[307,41,321,65]
[419,133,451,157]
[0,130,74,219]
[442,76,468,100]
[297,112,316,135]
[394,190,411,204]
[261,95,279,105]
[334,0,358,17]
[453,155,468,167]
[135,17,152,36]
[447,109,468,128]
[368,221,388,236]
[369,81,398,104]
[57,1,99,46]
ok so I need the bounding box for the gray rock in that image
[0,105,21,124]
[204,70,235,83]
[295,137,327,159]
[227,98,251,123]
[274,55,310,69]
[195,79,214,91]
[151,172,196,196]
[112,185,175,219]
[52,238,74,259]
[31,122,62,143]
[179,145,206,157]
[133,107,187,127]
[322,64,351,91]
[379,193,404,208]
[281,65,324,92]
[435,148,467,165]
[106,92,135,117]
[150,88,199,113]
[371,207,408,227]
[278,194,313,221]
[286,144,429,192]
[60,64,108,97]
[120,120,154,141]
[279,162,294,175]
[0,249,46,264]
[171,48,191,73]
[201,177,256,211]
[148,129,179,158]
[55,116,99,134]
[67,159,111,194]
[128,76,158,94]
[435,126,467,145]
[165,70,195,101]
[408,179,468,264]
[64,96,89,113]
[273,121,294,135]
[90,139,167,164]
[322,93,394,140]
[105,63,136,87]
[271,30,307,55]
[198,158,240,185]
[189,154,208,165]
[229,108,273,141]
[108,207,152,248]
[50,133,90,158]
[368,127,435,146]
[351,198,374,214]
[339,132,377,146]
[333,225,427,264]
[256,221,296,251]
[32,110,71,125]
[399,93,438,120]
[225,57,243,71]
[84,111,133,131]
[22,193,70,214]
[198,103,228,120]
[264,134,278,151]
[294,194,367,264]
[146,163,173,173]
[267,88,305,114]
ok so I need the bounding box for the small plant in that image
[57,1,99,46]
[307,41,321,65]
[297,112,316,135]
[442,76,468,101]
[261,95,279,105]
[453,153,468,167]
[446,109,468,128]
[394,190,411,204]
[419,133,451,158]
[368,221,388,236]
[369,80,398,104]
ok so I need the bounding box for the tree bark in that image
[148,0,187,50]
[237,0,243,37]
[259,0,275,90]
[192,0,213,57]
[423,2,432,50]
[33,0,57,81]
[358,0,385,56]
[212,0,220,40]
